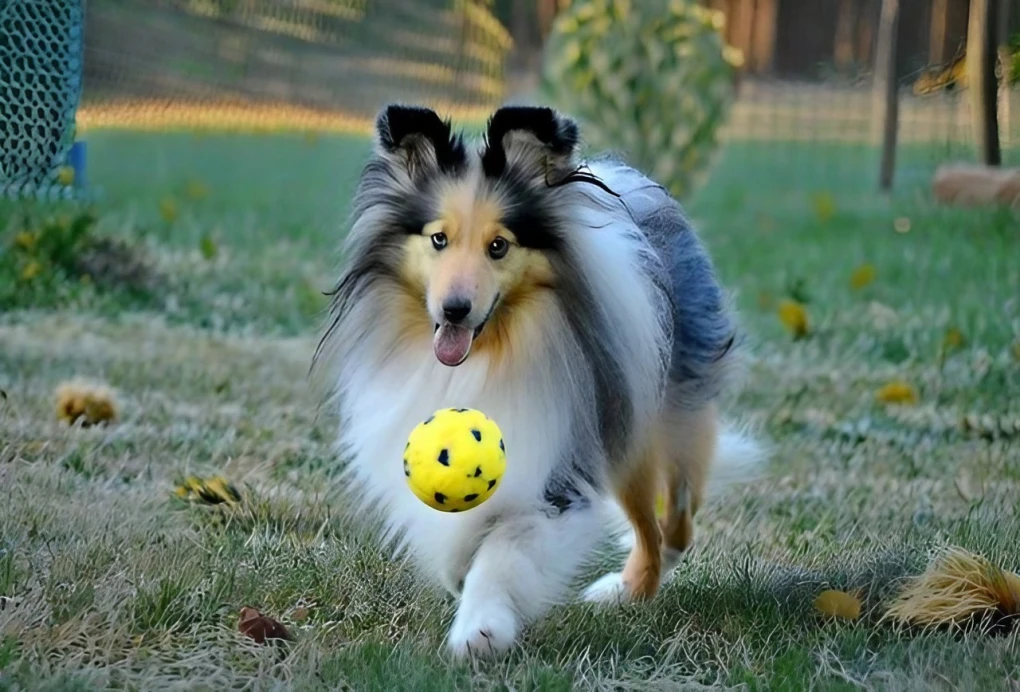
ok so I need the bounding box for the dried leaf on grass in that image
[55,379,118,427]
[849,264,876,291]
[814,590,862,620]
[875,381,918,406]
[174,476,242,505]
[811,191,836,224]
[238,607,290,644]
[883,547,1020,631]
[778,299,809,339]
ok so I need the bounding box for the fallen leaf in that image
[777,299,809,339]
[20,261,42,281]
[942,326,965,351]
[875,380,918,405]
[894,217,912,233]
[239,607,290,644]
[55,380,118,426]
[185,179,208,200]
[849,263,876,290]
[292,606,310,623]
[160,197,178,223]
[811,191,836,224]
[57,166,75,186]
[174,476,242,505]
[814,589,862,620]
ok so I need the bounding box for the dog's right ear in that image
[375,105,466,176]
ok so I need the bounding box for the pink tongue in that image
[433,324,473,366]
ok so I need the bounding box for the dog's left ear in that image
[480,106,580,180]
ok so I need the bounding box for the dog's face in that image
[368,105,583,367]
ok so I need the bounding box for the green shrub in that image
[541,0,740,198]
[0,205,161,311]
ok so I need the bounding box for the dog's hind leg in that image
[582,442,665,604]
[658,403,717,574]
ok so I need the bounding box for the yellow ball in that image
[403,408,506,512]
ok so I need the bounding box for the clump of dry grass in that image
[883,547,1020,632]
[55,379,119,427]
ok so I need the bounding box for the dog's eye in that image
[488,236,509,260]
[430,232,448,251]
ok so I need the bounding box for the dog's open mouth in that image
[432,296,498,367]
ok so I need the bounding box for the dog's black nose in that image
[442,298,472,324]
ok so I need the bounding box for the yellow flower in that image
[811,192,836,224]
[777,299,809,339]
[875,380,918,405]
[184,179,208,200]
[14,231,37,250]
[849,264,876,290]
[160,197,178,223]
[20,261,42,281]
[56,166,75,186]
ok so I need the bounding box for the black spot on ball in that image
[473,466,482,478]
[437,449,450,466]
[499,439,505,452]
[455,408,468,412]
[434,492,446,505]
[424,415,434,425]
[450,508,462,513]
[488,479,497,490]
[471,429,481,442]
[464,493,478,502]
[403,459,410,477]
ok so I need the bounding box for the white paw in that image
[582,572,632,605]
[447,598,519,659]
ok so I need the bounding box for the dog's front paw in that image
[447,598,519,659]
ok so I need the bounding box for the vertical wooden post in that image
[967,0,1001,166]
[929,0,950,65]
[751,0,778,74]
[730,0,756,72]
[834,0,857,70]
[873,0,900,192]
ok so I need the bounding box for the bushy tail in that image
[703,421,769,498]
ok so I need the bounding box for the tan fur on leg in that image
[658,404,718,571]
[614,448,665,601]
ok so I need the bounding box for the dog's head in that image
[366,104,584,367]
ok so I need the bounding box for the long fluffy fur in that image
[313,104,764,657]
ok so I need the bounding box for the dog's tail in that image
[704,420,769,499]
[604,420,768,549]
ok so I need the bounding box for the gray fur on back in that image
[593,159,737,410]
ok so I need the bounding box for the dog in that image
[313,104,764,658]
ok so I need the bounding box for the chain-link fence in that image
[2,0,1018,199]
[713,0,1020,187]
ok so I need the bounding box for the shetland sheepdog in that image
[313,105,765,658]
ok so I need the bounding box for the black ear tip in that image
[377,104,450,151]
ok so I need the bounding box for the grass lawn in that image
[1,132,1019,690]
